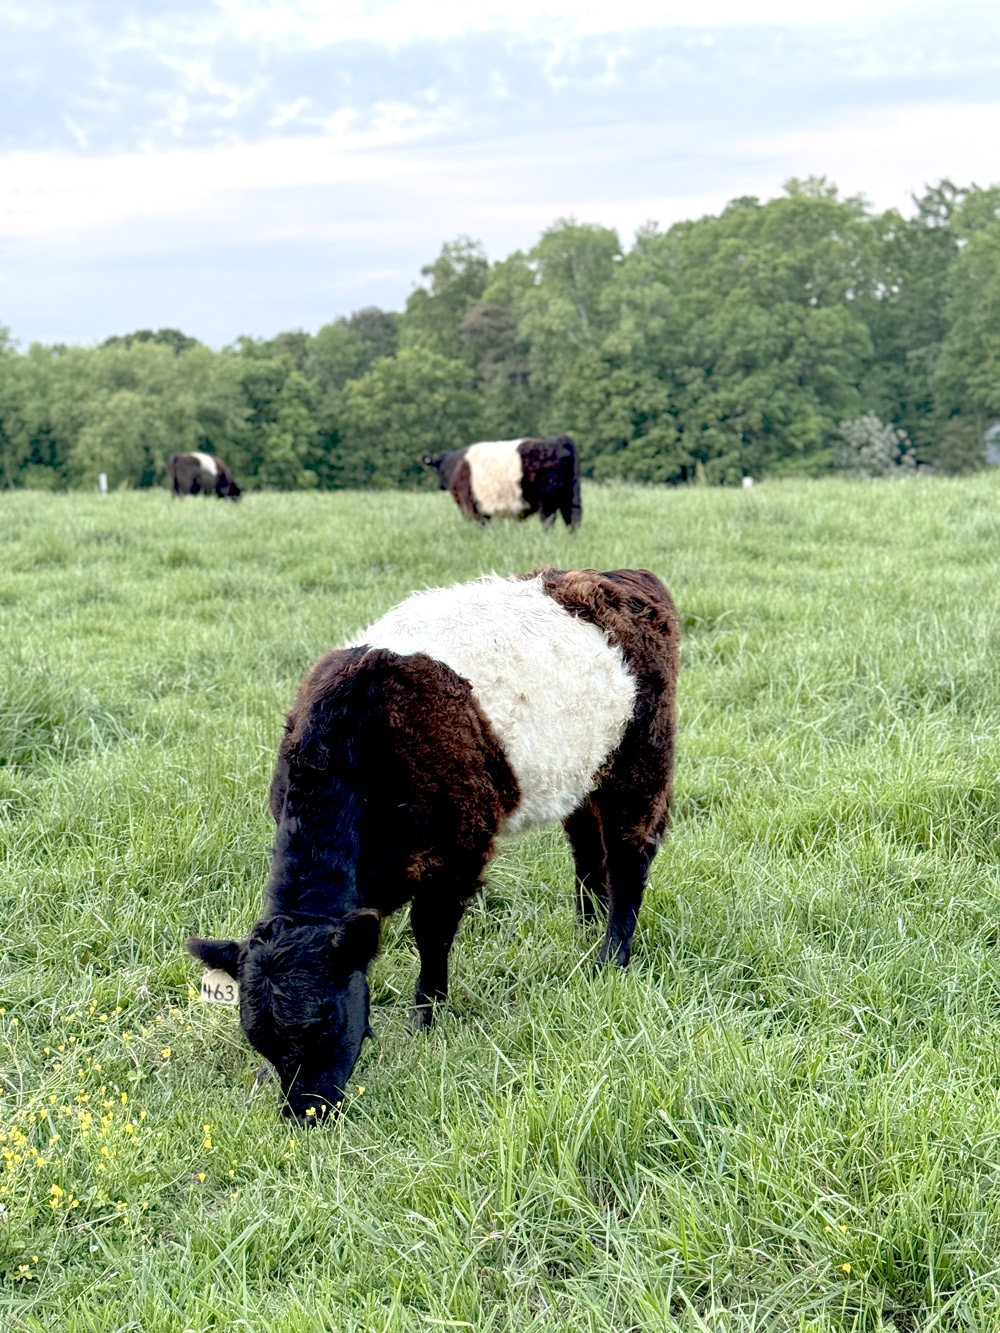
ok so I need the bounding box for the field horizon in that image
[4,477,1000,1331]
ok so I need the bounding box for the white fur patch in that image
[352,575,637,835]
[465,440,526,517]
[190,451,219,479]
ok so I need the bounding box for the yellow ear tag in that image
[200,970,239,1006]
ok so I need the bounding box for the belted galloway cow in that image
[187,567,679,1120]
[167,451,241,500]
[422,435,580,528]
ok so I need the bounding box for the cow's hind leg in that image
[563,801,609,924]
[409,894,467,1030]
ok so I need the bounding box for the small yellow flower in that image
[842,1263,851,1274]
[305,1107,316,1117]
[31,1256,38,1264]
[120,1093,127,1105]
[50,1185,63,1197]
[357,1086,365,1095]
[121,1033,131,1043]
[198,1172,206,1182]
[839,1225,847,1233]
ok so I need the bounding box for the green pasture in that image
[4,478,1000,1331]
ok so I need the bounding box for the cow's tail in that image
[567,436,582,530]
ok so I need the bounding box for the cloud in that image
[3,95,1000,347]
[3,0,1000,344]
[4,2,1000,154]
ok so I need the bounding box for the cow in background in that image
[422,436,581,529]
[168,452,241,501]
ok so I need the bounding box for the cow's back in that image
[352,573,660,834]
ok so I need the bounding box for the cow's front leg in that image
[600,837,657,968]
[409,894,466,1029]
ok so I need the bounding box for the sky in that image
[2,0,1000,347]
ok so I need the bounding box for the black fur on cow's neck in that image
[264,766,366,925]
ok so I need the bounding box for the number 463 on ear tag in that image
[200,970,239,1006]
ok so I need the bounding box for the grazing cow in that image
[187,568,679,1120]
[167,451,241,501]
[422,435,581,528]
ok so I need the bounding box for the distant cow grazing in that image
[187,568,679,1121]
[167,451,241,501]
[422,435,581,528]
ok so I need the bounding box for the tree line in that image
[2,177,999,492]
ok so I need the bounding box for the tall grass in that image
[3,478,1000,1330]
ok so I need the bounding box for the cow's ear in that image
[185,937,241,978]
[421,454,433,466]
[331,909,380,968]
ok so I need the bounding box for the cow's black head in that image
[186,908,379,1121]
[421,452,447,487]
[222,480,242,502]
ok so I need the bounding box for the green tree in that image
[305,322,372,395]
[457,302,540,438]
[334,347,483,487]
[231,356,322,488]
[566,184,873,481]
[518,219,622,422]
[934,220,1000,424]
[344,307,398,362]
[400,238,490,360]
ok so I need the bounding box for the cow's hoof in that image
[250,1063,274,1098]
[407,1004,434,1032]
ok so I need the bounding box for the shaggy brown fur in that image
[187,567,678,1118]
[422,436,581,528]
[530,568,680,962]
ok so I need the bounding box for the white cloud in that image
[3,97,998,249]
[210,0,983,43]
[0,105,452,238]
